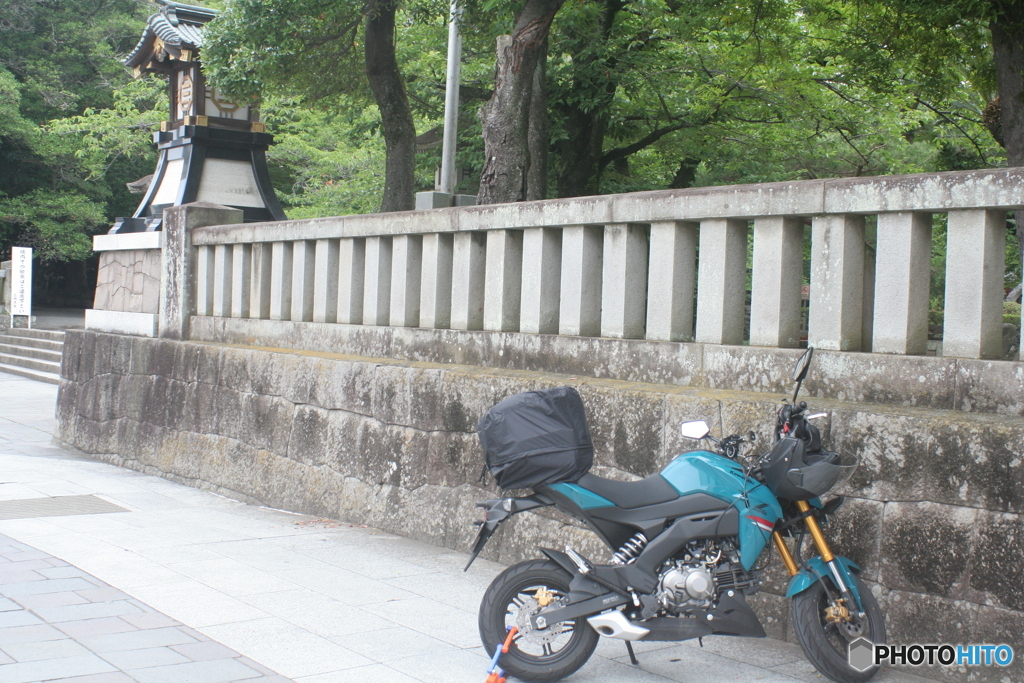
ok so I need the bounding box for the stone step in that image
[0,342,63,363]
[0,362,60,385]
[0,352,61,375]
[0,334,63,352]
[3,328,65,342]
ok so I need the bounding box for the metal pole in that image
[438,0,463,197]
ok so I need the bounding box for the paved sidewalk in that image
[0,370,938,683]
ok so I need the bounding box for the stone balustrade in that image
[179,168,1023,361]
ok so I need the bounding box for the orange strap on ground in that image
[501,626,518,653]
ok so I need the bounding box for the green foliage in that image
[0,0,153,262]
[1005,301,1021,327]
[0,189,104,261]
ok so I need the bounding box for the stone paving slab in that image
[0,370,943,683]
[0,532,290,683]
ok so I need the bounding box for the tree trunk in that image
[553,0,623,198]
[992,7,1024,279]
[526,38,549,201]
[477,0,564,205]
[555,105,609,197]
[365,0,416,212]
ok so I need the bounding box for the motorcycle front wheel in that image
[792,575,886,683]
[479,559,598,683]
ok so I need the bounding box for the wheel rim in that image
[502,582,583,662]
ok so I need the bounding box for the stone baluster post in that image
[451,232,486,330]
[195,246,214,317]
[230,243,251,318]
[160,202,243,340]
[269,241,294,321]
[390,235,423,327]
[646,221,697,342]
[695,219,748,345]
[484,230,524,332]
[749,217,804,348]
[559,226,603,336]
[602,223,648,339]
[943,209,1006,359]
[420,233,454,329]
[211,245,232,318]
[808,215,865,351]
[249,243,272,319]
[313,239,339,323]
[520,228,561,334]
[363,236,392,326]
[291,240,316,322]
[337,238,365,324]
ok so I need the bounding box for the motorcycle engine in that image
[656,540,745,613]
[658,563,716,611]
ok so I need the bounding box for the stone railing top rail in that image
[192,167,1024,245]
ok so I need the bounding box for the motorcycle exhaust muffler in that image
[587,611,650,641]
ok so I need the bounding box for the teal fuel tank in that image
[661,451,784,570]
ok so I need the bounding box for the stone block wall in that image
[92,249,162,313]
[57,329,1024,681]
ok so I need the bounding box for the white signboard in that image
[10,247,32,318]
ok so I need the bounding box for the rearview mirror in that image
[792,347,815,382]
[680,421,710,440]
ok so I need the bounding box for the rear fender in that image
[785,556,863,611]
[464,494,552,570]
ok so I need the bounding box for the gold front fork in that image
[795,499,835,562]
[772,531,799,576]
[775,500,838,576]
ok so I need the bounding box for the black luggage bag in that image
[477,386,594,490]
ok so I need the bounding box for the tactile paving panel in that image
[0,494,129,520]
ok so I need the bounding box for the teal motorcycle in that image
[466,348,885,683]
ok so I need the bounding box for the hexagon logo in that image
[848,638,875,672]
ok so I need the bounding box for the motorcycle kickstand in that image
[625,641,639,666]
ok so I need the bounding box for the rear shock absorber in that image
[610,532,648,565]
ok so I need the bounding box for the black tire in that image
[479,559,599,683]
[792,575,887,683]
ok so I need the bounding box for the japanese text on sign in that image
[10,247,32,317]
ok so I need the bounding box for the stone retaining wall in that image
[57,329,1024,681]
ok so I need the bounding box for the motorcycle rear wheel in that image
[479,559,599,683]
[792,575,886,683]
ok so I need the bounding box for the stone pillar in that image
[291,240,316,322]
[230,243,251,318]
[520,228,562,334]
[390,235,423,327]
[160,202,242,340]
[420,233,454,329]
[195,246,214,317]
[749,217,803,348]
[943,209,1006,359]
[646,221,697,342]
[313,239,339,323]
[212,244,233,317]
[250,243,272,320]
[270,241,294,321]
[695,219,748,345]
[451,231,486,330]
[559,225,603,336]
[337,238,365,324]
[808,214,865,351]
[363,236,392,326]
[601,223,648,339]
[484,230,523,332]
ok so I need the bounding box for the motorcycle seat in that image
[574,472,679,510]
